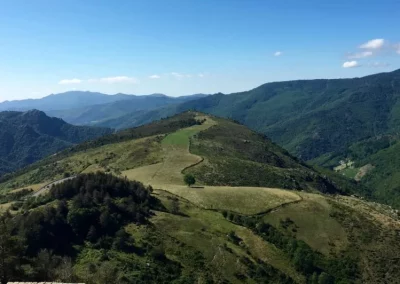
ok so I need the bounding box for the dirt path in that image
[32,176,77,197]
[123,115,302,215]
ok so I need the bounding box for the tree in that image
[35,249,57,281]
[54,256,74,282]
[184,174,196,187]
[87,225,98,242]
[0,216,24,284]
[318,272,334,284]
[112,229,132,251]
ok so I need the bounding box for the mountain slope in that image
[0,112,398,283]
[175,69,400,161]
[96,70,400,160]
[0,110,112,175]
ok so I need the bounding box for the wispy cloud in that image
[99,76,138,84]
[274,51,282,56]
[342,61,360,68]
[367,62,390,68]
[359,39,385,50]
[149,74,160,79]
[171,72,192,79]
[198,73,205,78]
[88,76,139,84]
[58,78,82,85]
[347,51,373,59]
[395,43,400,54]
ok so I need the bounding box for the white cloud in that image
[342,61,360,68]
[149,74,160,79]
[359,39,385,49]
[347,51,373,59]
[198,73,205,78]
[274,51,282,56]
[58,78,82,85]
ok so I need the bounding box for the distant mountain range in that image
[0,91,132,111]
[0,91,208,125]
[0,110,112,176]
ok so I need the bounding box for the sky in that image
[0,0,399,102]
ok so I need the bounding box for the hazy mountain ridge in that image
[0,91,208,125]
[46,93,208,125]
[0,91,133,111]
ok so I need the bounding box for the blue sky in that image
[0,0,399,101]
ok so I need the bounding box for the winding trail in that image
[32,175,77,197]
[123,114,302,215]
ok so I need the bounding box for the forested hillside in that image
[0,110,112,176]
[175,69,400,161]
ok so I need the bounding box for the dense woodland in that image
[0,173,178,283]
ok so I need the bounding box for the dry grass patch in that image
[123,117,216,187]
[10,182,47,193]
[0,202,12,212]
[333,195,400,229]
[160,185,301,215]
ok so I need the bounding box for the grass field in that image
[123,116,302,215]
[123,117,216,186]
[263,193,348,255]
[160,185,301,215]
[10,182,47,193]
[340,167,359,179]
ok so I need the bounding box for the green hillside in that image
[0,112,398,283]
[174,70,400,160]
[0,110,112,176]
